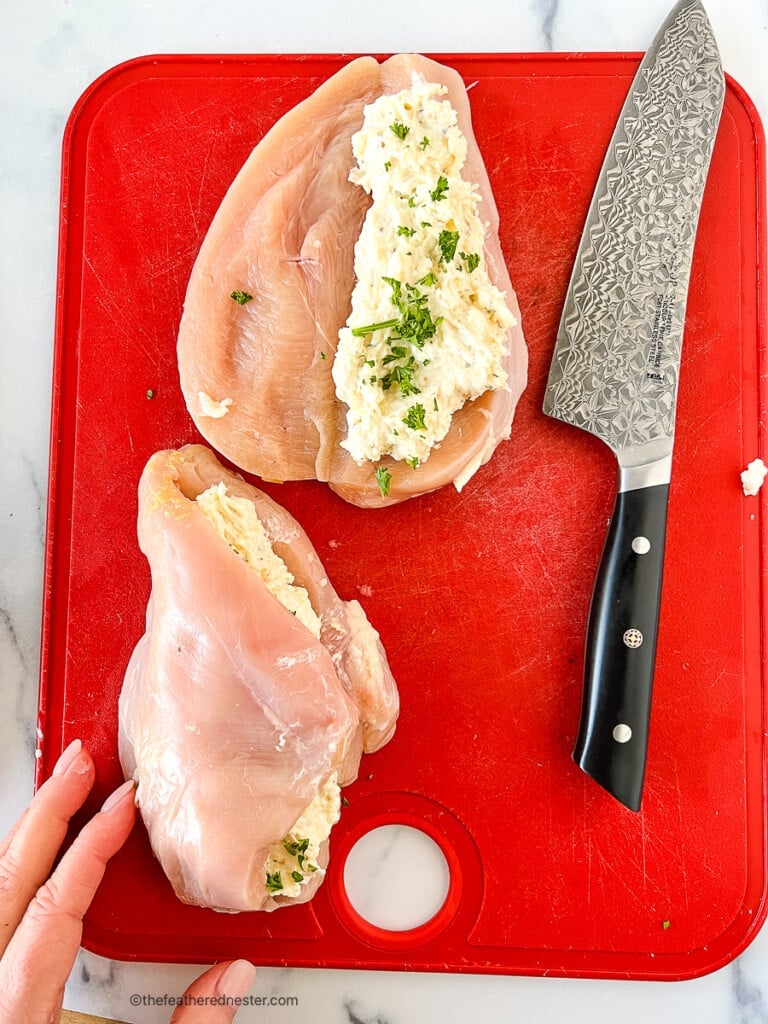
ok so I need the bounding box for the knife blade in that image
[543,0,725,811]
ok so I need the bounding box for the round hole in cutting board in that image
[342,824,451,931]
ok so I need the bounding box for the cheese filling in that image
[263,773,341,899]
[332,77,516,468]
[196,483,321,637]
[195,483,340,899]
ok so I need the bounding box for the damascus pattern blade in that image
[543,0,725,464]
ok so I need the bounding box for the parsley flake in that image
[375,465,392,496]
[430,175,449,202]
[390,122,409,140]
[351,318,399,338]
[230,290,253,305]
[403,403,427,431]
[266,871,283,893]
[439,229,460,263]
[460,251,481,272]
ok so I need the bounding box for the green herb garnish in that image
[460,251,480,272]
[351,318,400,338]
[420,136,430,149]
[403,403,427,431]
[230,290,253,305]
[384,160,391,172]
[375,465,392,496]
[381,358,420,396]
[266,871,283,892]
[430,175,449,202]
[146,388,155,400]
[406,456,419,469]
[291,871,304,883]
[390,122,409,140]
[439,229,460,263]
[397,225,416,238]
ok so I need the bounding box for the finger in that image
[169,960,256,1023]
[0,738,95,955]
[0,779,136,1024]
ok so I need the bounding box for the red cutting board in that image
[39,52,767,980]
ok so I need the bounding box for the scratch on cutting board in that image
[84,255,170,375]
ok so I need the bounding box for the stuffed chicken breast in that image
[118,444,398,912]
[177,53,527,507]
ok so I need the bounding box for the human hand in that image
[0,739,256,1023]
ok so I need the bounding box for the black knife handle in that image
[574,481,670,811]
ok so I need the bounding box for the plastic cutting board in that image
[38,52,767,980]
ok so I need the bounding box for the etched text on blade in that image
[547,3,724,455]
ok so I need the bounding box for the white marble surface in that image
[1,1,767,1021]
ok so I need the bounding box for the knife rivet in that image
[632,536,651,554]
[623,628,644,648]
[613,723,633,743]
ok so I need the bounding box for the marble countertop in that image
[2,1,766,1021]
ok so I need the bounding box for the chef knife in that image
[543,0,725,811]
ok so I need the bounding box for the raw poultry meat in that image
[177,53,527,507]
[118,444,398,912]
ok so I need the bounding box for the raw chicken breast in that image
[177,53,527,508]
[118,444,398,912]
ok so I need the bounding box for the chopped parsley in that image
[407,195,417,208]
[230,290,253,305]
[430,175,449,202]
[320,351,327,359]
[384,160,391,172]
[381,357,420,396]
[146,388,155,400]
[390,121,409,140]
[266,871,283,893]
[439,229,460,263]
[291,871,304,883]
[460,250,481,272]
[283,838,310,859]
[420,136,430,149]
[375,465,392,496]
[351,318,400,338]
[397,225,416,238]
[403,403,427,431]
[417,271,438,287]
[406,456,419,469]
[381,276,443,350]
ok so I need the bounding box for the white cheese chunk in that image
[196,483,321,637]
[332,77,516,467]
[198,391,233,418]
[741,458,767,496]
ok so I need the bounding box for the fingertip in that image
[100,778,136,814]
[216,959,256,998]
[48,739,94,783]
